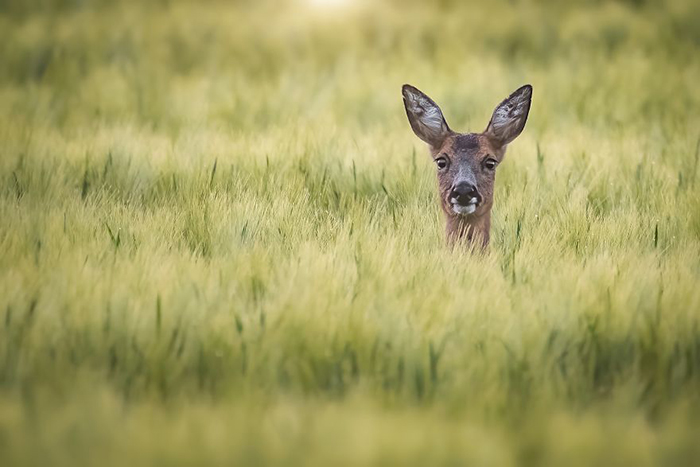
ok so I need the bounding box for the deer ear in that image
[402,84,451,149]
[485,84,532,148]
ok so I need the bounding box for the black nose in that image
[450,182,479,205]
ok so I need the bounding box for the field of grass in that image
[1,0,700,465]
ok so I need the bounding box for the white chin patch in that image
[452,204,477,216]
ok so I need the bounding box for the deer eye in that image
[435,156,449,170]
[483,158,498,171]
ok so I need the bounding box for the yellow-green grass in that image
[1,0,700,465]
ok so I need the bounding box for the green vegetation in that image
[1,0,700,465]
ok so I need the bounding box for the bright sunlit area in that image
[308,0,350,8]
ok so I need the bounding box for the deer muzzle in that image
[449,181,481,216]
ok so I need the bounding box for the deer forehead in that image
[434,133,496,161]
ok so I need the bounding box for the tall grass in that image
[1,0,700,465]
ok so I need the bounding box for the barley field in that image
[1,0,700,465]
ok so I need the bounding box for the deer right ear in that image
[485,84,532,148]
[402,84,451,149]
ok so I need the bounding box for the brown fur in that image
[432,134,503,247]
[402,84,532,247]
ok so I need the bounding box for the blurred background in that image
[1,0,698,136]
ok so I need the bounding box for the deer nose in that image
[450,182,479,205]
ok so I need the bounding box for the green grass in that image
[1,0,700,465]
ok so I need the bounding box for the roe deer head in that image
[402,84,532,247]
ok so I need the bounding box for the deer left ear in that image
[485,84,532,148]
[402,84,452,149]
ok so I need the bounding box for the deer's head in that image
[402,84,532,246]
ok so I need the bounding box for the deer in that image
[402,84,532,248]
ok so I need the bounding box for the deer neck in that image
[446,212,491,248]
